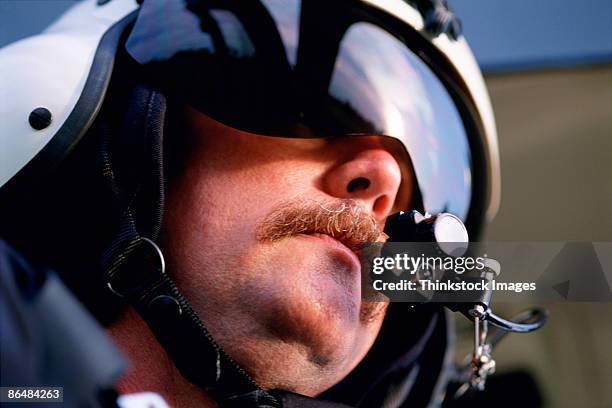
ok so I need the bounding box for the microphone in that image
[384,210,469,257]
[382,210,548,395]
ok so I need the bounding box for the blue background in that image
[1,0,611,72]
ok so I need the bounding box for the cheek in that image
[161,157,313,313]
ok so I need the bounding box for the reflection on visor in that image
[125,0,472,219]
[330,23,471,219]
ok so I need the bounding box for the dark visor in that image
[125,0,472,219]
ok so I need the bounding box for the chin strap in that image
[104,237,280,407]
[96,83,280,407]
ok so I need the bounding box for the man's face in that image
[160,107,413,396]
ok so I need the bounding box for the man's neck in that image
[107,307,218,407]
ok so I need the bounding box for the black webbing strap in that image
[97,84,280,407]
[108,239,279,406]
[105,236,280,406]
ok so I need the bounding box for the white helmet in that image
[0,0,499,235]
[0,1,502,406]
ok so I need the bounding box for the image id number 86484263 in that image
[0,387,63,402]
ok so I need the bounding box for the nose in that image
[322,146,406,223]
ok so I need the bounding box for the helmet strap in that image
[96,83,280,407]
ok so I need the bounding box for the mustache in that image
[255,199,383,249]
[256,198,389,324]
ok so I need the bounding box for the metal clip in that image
[455,305,497,398]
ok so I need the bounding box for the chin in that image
[241,291,384,396]
[269,291,359,364]
[239,239,380,378]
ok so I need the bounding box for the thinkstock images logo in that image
[361,242,612,303]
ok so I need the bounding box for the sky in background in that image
[452,0,612,71]
[1,0,611,72]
